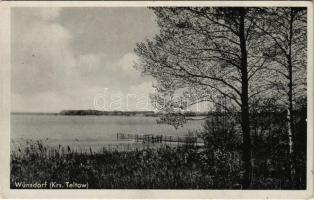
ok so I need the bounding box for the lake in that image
[11,114,205,151]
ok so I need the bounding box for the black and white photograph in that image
[0,1,313,198]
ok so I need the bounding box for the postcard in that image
[0,1,313,199]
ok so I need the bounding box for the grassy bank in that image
[11,139,305,189]
[11,141,218,189]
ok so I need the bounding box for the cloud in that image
[11,8,156,112]
[12,8,78,95]
[114,52,146,84]
[37,8,62,21]
[119,53,138,71]
[74,52,151,92]
[76,53,105,74]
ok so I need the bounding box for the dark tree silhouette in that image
[251,7,307,183]
[135,7,270,188]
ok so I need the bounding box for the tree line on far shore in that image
[59,109,209,117]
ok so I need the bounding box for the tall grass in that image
[11,140,218,189]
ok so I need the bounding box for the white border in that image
[0,1,313,199]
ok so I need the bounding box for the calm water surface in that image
[11,114,204,149]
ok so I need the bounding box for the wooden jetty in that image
[116,132,200,145]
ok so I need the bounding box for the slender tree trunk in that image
[287,56,294,180]
[287,8,296,186]
[239,8,252,189]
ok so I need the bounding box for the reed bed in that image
[11,137,299,189]
[11,140,218,189]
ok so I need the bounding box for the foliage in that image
[199,110,242,188]
[134,7,307,188]
[198,99,306,189]
[134,7,274,188]
[156,112,187,129]
[249,97,306,189]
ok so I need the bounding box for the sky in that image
[11,7,160,112]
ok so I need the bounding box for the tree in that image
[135,7,270,188]
[252,7,307,183]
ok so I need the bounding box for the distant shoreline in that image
[11,110,209,117]
[11,112,58,115]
